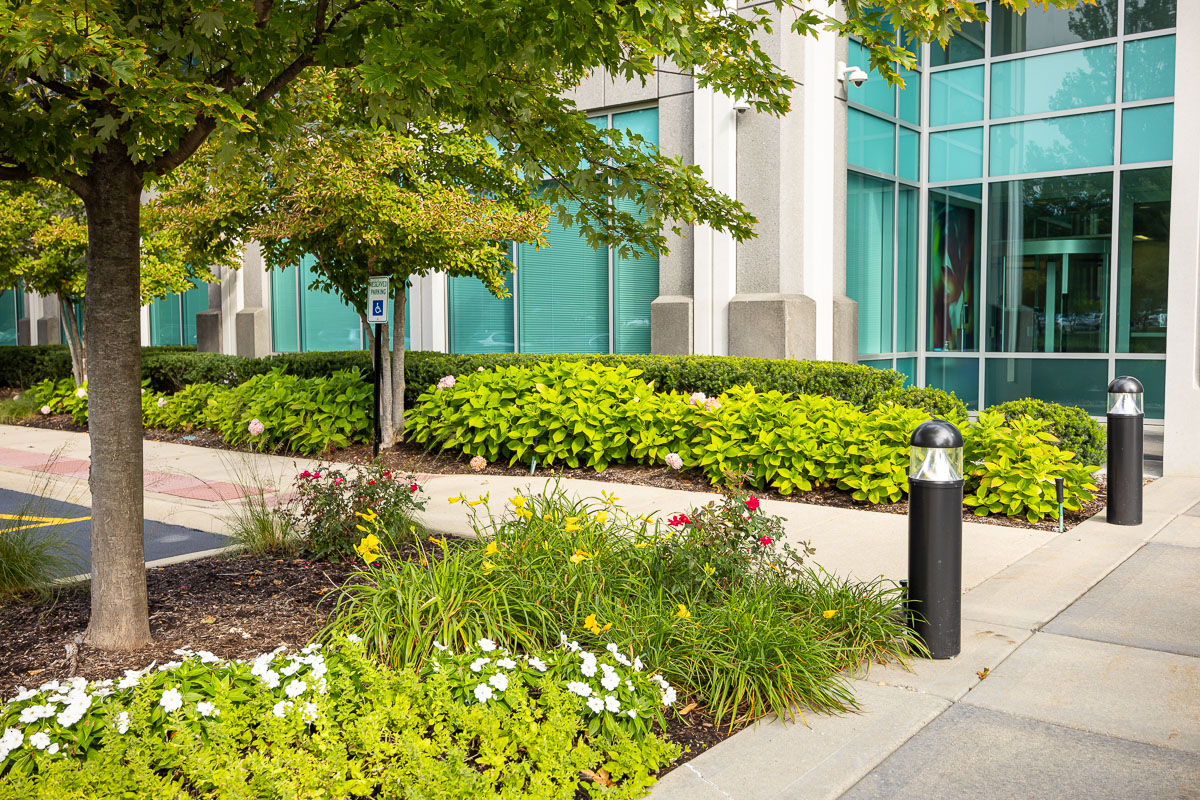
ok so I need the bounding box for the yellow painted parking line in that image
[1,515,90,532]
[0,513,82,523]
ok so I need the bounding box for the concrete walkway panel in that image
[1045,543,1200,656]
[1154,514,1200,548]
[1143,477,1200,516]
[841,704,1200,800]
[961,632,1200,753]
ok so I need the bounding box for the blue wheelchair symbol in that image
[371,300,384,316]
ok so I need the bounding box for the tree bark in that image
[81,154,151,651]
[362,315,394,451]
[60,296,87,385]
[390,288,407,442]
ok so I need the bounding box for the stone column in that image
[195,268,223,353]
[234,243,270,358]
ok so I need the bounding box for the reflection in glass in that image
[987,173,1113,354]
[1121,105,1173,164]
[990,45,1115,119]
[449,272,515,354]
[1125,0,1176,34]
[1123,35,1175,101]
[989,112,1114,176]
[898,127,920,182]
[929,19,984,66]
[991,0,1117,56]
[926,356,979,408]
[897,187,919,352]
[270,266,299,353]
[0,291,16,347]
[930,66,984,125]
[1115,358,1165,416]
[928,186,981,352]
[847,172,894,356]
[849,41,896,115]
[848,109,895,175]
[896,357,917,387]
[898,67,921,125]
[1117,168,1171,354]
[930,128,984,182]
[983,358,1108,414]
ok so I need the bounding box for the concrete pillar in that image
[1163,0,1200,476]
[195,274,223,353]
[652,73,696,355]
[36,295,60,345]
[234,243,270,358]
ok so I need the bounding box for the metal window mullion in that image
[1109,18,1125,373]
[295,265,303,352]
[607,110,615,355]
[917,44,931,389]
[512,241,520,353]
[975,9,993,410]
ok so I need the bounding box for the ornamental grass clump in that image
[328,483,918,728]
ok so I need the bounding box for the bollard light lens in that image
[1107,391,1143,416]
[909,446,964,482]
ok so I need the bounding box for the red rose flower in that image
[368,479,376,485]
[409,483,418,492]
[667,513,691,527]
[758,535,773,546]
[746,497,760,512]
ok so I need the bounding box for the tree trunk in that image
[81,155,151,651]
[390,288,407,442]
[61,297,87,385]
[362,315,394,450]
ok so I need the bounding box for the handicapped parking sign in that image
[367,276,389,324]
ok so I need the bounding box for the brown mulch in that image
[18,414,1109,532]
[0,550,734,770]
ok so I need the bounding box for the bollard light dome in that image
[1107,376,1144,416]
[909,420,964,482]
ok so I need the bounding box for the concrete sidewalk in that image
[3,425,1196,797]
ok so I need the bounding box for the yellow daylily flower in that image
[569,549,592,564]
[485,541,499,555]
[673,604,691,620]
[517,508,533,520]
[481,560,496,573]
[822,609,838,619]
[355,509,378,522]
[634,541,649,549]
[600,490,620,506]
[543,514,553,522]
[448,494,465,505]
[355,524,368,533]
[467,497,487,507]
[593,510,608,525]
[428,536,448,549]
[510,495,526,509]
[584,613,613,635]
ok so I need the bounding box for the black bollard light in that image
[907,419,964,659]
[1106,376,1144,526]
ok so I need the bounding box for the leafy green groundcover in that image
[408,361,1098,523]
[0,639,676,799]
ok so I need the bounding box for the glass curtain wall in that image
[846,39,922,386]
[148,282,209,346]
[853,0,1174,416]
[447,107,660,355]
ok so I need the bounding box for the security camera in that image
[837,62,870,89]
[732,97,752,114]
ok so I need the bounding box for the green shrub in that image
[0,640,677,797]
[329,484,917,726]
[989,397,1106,467]
[290,463,426,561]
[0,346,73,388]
[877,385,969,420]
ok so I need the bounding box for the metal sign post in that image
[367,276,390,460]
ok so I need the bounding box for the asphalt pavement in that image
[0,487,230,577]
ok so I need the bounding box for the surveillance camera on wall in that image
[837,62,870,89]
[732,97,751,114]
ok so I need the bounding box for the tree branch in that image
[0,165,34,182]
[148,117,218,176]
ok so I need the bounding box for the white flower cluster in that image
[558,634,676,718]
[436,375,456,391]
[250,643,328,703]
[687,392,721,411]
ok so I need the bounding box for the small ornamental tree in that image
[153,81,548,446]
[0,182,221,384]
[0,0,1081,651]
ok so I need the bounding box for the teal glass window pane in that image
[270,266,299,353]
[0,290,17,346]
[612,107,659,149]
[897,186,919,351]
[1125,0,1176,34]
[1121,105,1173,163]
[613,200,658,355]
[1115,359,1166,417]
[930,66,983,126]
[986,173,1113,354]
[518,201,609,354]
[403,284,411,351]
[299,256,363,352]
[928,185,982,352]
[848,110,895,174]
[990,45,1116,119]
[896,357,917,387]
[846,172,894,356]
[898,127,920,182]
[859,358,893,370]
[181,283,207,347]
[898,67,921,125]
[449,272,514,353]
[929,128,983,182]
[992,0,1117,56]
[149,295,182,346]
[58,303,82,348]
[925,357,978,409]
[849,40,896,115]
[929,19,984,66]
[1123,36,1175,101]
[1117,167,1171,354]
[989,112,1114,176]
[983,358,1107,415]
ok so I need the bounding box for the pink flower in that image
[469,455,487,472]
[40,405,51,415]
[704,397,721,411]
[248,418,265,437]
[156,397,167,408]
[436,375,456,391]
[667,514,691,527]
[333,477,344,486]
[664,452,683,471]
[746,497,760,512]
[688,391,707,406]
[313,471,321,479]
[409,483,418,493]
[299,470,312,479]
[758,535,773,546]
